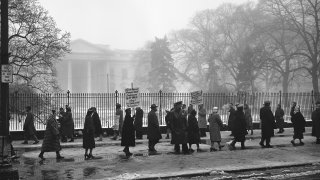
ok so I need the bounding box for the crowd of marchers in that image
[15,99,320,160]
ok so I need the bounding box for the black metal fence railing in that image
[8,91,320,131]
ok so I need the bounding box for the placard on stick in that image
[125,88,140,107]
[190,90,203,105]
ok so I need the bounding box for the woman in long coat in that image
[22,106,39,144]
[64,107,74,142]
[312,102,320,144]
[39,110,63,160]
[244,104,253,135]
[134,107,144,139]
[229,105,247,150]
[147,104,161,153]
[83,108,95,159]
[208,107,223,151]
[259,101,276,148]
[290,105,306,145]
[198,104,207,137]
[187,109,200,152]
[275,104,285,134]
[121,108,135,156]
[92,107,103,141]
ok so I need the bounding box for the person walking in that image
[198,104,207,137]
[57,107,66,142]
[170,101,189,154]
[208,107,224,151]
[112,103,123,140]
[187,104,194,115]
[134,107,144,139]
[22,106,39,144]
[92,107,103,141]
[229,104,247,150]
[244,104,253,135]
[290,101,297,121]
[259,101,276,148]
[275,104,285,133]
[83,108,96,160]
[187,109,200,152]
[64,106,74,142]
[228,103,236,136]
[39,110,64,160]
[182,104,188,118]
[147,104,162,153]
[312,101,320,144]
[165,110,171,139]
[121,108,135,157]
[290,105,306,146]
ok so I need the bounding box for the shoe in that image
[227,143,235,150]
[173,150,180,154]
[210,148,217,152]
[125,152,133,157]
[291,140,296,146]
[241,146,246,150]
[189,148,194,153]
[69,139,74,142]
[33,141,39,144]
[88,154,95,159]
[21,141,28,144]
[56,155,64,159]
[219,145,224,151]
[84,154,90,160]
[38,154,45,160]
[259,142,265,147]
[299,142,304,146]
[265,145,273,148]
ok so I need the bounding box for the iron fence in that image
[8,91,319,131]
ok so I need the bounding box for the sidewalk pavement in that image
[11,127,320,179]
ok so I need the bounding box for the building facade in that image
[56,39,136,93]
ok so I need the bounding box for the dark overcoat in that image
[291,112,306,139]
[232,110,247,142]
[134,108,144,132]
[312,108,320,138]
[244,108,253,129]
[41,115,61,152]
[92,112,103,136]
[170,110,188,144]
[275,108,285,129]
[62,112,74,137]
[121,114,135,147]
[23,112,37,136]
[83,115,95,149]
[147,110,162,142]
[260,106,276,138]
[228,108,236,131]
[187,114,200,144]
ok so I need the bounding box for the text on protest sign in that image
[125,88,140,107]
[190,90,203,105]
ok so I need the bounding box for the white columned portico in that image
[67,60,72,92]
[87,61,92,93]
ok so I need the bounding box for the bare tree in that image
[262,0,320,93]
[6,0,70,93]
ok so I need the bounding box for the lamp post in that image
[1,0,11,168]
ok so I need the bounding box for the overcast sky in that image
[38,0,251,50]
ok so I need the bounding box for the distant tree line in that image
[134,0,320,95]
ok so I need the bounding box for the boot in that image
[56,151,64,159]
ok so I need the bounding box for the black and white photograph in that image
[1,0,320,179]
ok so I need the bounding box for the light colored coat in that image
[208,113,223,142]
